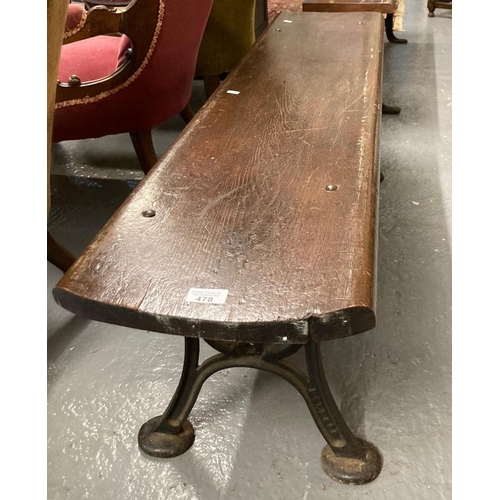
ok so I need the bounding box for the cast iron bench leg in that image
[303,341,382,484]
[385,13,408,44]
[138,338,382,485]
[137,338,200,458]
[382,103,401,115]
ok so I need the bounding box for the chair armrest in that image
[65,4,86,33]
[56,0,161,103]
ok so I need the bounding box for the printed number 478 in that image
[196,296,213,302]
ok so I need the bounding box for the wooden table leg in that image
[48,232,76,272]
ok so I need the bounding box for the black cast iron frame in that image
[138,337,382,485]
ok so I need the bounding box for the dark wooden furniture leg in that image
[130,129,157,175]
[138,338,382,485]
[385,13,407,43]
[428,0,452,17]
[48,231,76,272]
[427,0,436,17]
[255,0,269,39]
[203,75,222,100]
[179,104,195,124]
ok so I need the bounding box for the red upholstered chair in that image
[53,0,214,174]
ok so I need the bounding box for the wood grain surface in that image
[54,11,384,343]
[303,0,395,13]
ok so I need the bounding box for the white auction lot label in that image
[185,288,229,304]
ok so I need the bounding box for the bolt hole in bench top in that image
[54,11,384,485]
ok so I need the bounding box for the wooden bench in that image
[53,11,384,485]
[303,0,407,44]
[303,0,405,115]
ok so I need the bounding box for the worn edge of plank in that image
[53,286,376,343]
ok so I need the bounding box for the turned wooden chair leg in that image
[179,104,195,124]
[48,231,76,272]
[203,75,221,100]
[427,0,436,17]
[130,129,157,175]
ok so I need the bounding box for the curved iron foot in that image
[321,439,382,485]
[382,103,401,115]
[138,417,195,458]
[385,14,408,44]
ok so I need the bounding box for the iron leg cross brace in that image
[138,338,382,485]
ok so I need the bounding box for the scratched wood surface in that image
[302,0,395,13]
[54,11,384,344]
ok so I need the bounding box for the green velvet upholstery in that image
[195,0,256,77]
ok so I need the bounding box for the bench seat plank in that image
[303,0,396,14]
[54,11,384,344]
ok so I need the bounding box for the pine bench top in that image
[54,11,384,344]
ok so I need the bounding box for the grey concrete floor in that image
[47,2,452,499]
